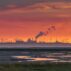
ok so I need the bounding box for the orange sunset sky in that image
[0,0,71,43]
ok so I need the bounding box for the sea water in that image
[0,50,71,63]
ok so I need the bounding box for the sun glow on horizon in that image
[0,1,71,43]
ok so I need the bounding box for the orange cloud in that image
[0,2,71,43]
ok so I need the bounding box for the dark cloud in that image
[0,0,47,7]
[48,0,71,2]
[0,0,71,7]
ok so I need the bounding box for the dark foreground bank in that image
[0,63,71,71]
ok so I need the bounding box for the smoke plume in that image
[35,26,56,39]
[35,32,46,39]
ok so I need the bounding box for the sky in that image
[0,0,71,43]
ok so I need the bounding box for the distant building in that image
[16,40,25,43]
[27,39,37,44]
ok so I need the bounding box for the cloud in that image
[49,2,71,9]
[0,2,71,18]
[0,0,49,7]
[0,0,71,6]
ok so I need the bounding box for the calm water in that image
[0,50,71,63]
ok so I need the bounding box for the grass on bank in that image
[0,63,71,71]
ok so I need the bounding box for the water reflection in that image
[12,56,58,62]
[0,51,71,63]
